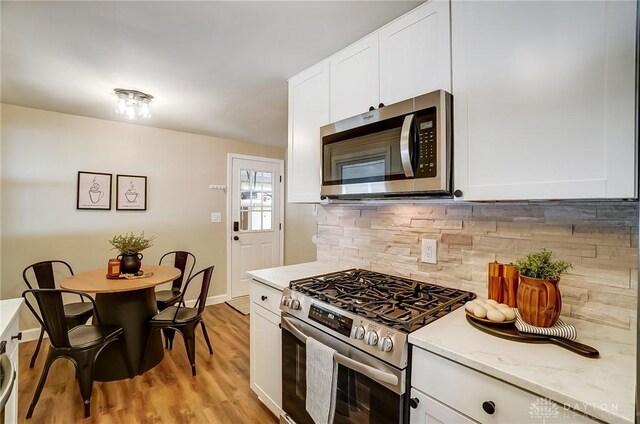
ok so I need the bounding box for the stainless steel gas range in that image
[279,269,475,424]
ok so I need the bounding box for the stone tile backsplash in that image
[316,202,638,330]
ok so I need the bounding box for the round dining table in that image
[61,264,181,381]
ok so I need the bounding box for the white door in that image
[229,156,283,298]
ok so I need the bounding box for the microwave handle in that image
[400,114,415,178]
[281,316,399,387]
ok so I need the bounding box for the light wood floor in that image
[18,303,279,423]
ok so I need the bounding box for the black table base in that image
[93,288,163,381]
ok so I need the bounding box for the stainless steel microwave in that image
[320,90,452,199]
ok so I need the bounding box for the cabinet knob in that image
[368,106,375,111]
[409,397,419,409]
[378,103,385,108]
[11,332,22,341]
[261,295,267,301]
[482,401,496,415]
[453,189,463,198]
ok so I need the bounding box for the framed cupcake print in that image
[77,171,112,210]
[116,174,147,211]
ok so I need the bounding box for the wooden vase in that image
[516,275,562,327]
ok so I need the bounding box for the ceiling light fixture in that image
[114,88,153,120]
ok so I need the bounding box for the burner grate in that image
[290,269,476,332]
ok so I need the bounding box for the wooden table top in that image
[61,264,181,294]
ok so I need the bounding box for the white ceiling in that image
[1,1,421,147]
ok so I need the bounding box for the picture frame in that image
[116,174,147,211]
[77,171,112,210]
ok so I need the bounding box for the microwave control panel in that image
[415,108,437,178]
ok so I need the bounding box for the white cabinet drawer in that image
[1,314,20,359]
[412,348,596,423]
[249,280,282,315]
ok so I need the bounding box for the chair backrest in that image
[22,289,99,349]
[23,260,74,290]
[159,251,196,292]
[174,266,214,321]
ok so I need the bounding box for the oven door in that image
[281,314,407,424]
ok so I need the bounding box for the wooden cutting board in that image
[466,316,599,358]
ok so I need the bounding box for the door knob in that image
[233,236,239,241]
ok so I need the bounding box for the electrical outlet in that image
[421,239,437,264]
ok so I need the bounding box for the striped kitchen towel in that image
[514,309,577,340]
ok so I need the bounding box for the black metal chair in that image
[142,266,214,376]
[156,251,196,311]
[23,260,94,368]
[23,288,133,419]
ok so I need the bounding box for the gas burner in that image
[290,269,475,332]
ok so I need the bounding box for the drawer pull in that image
[409,397,419,409]
[482,401,496,415]
[11,332,22,341]
[261,295,268,301]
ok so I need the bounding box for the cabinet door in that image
[409,388,476,424]
[452,0,637,201]
[379,0,451,106]
[330,33,379,122]
[249,302,282,416]
[288,61,330,203]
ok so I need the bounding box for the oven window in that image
[282,328,402,424]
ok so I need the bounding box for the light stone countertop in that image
[409,307,636,423]
[247,261,349,291]
[1,297,23,337]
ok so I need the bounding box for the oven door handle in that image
[281,316,399,387]
[399,113,415,178]
[0,352,16,412]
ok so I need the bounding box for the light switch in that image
[211,212,222,223]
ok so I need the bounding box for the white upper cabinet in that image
[452,0,637,201]
[379,0,452,106]
[330,34,380,123]
[287,61,330,203]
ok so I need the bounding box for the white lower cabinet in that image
[411,347,596,423]
[249,280,282,417]
[410,388,474,424]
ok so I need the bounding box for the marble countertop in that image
[1,298,23,336]
[409,307,636,423]
[247,261,349,291]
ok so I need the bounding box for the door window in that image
[239,170,273,231]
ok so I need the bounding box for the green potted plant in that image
[515,249,572,327]
[109,232,155,274]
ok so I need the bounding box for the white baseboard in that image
[20,327,46,343]
[185,294,230,307]
[20,294,231,343]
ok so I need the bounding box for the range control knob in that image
[281,296,291,307]
[364,330,379,346]
[377,336,393,352]
[289,299,301,310]
[350,325,365,340]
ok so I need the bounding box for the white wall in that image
[1,104,308,327]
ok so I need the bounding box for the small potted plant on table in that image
[515,249,572,327]
[109,232,155,275]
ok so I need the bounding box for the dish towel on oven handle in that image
[306,336,338,424]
